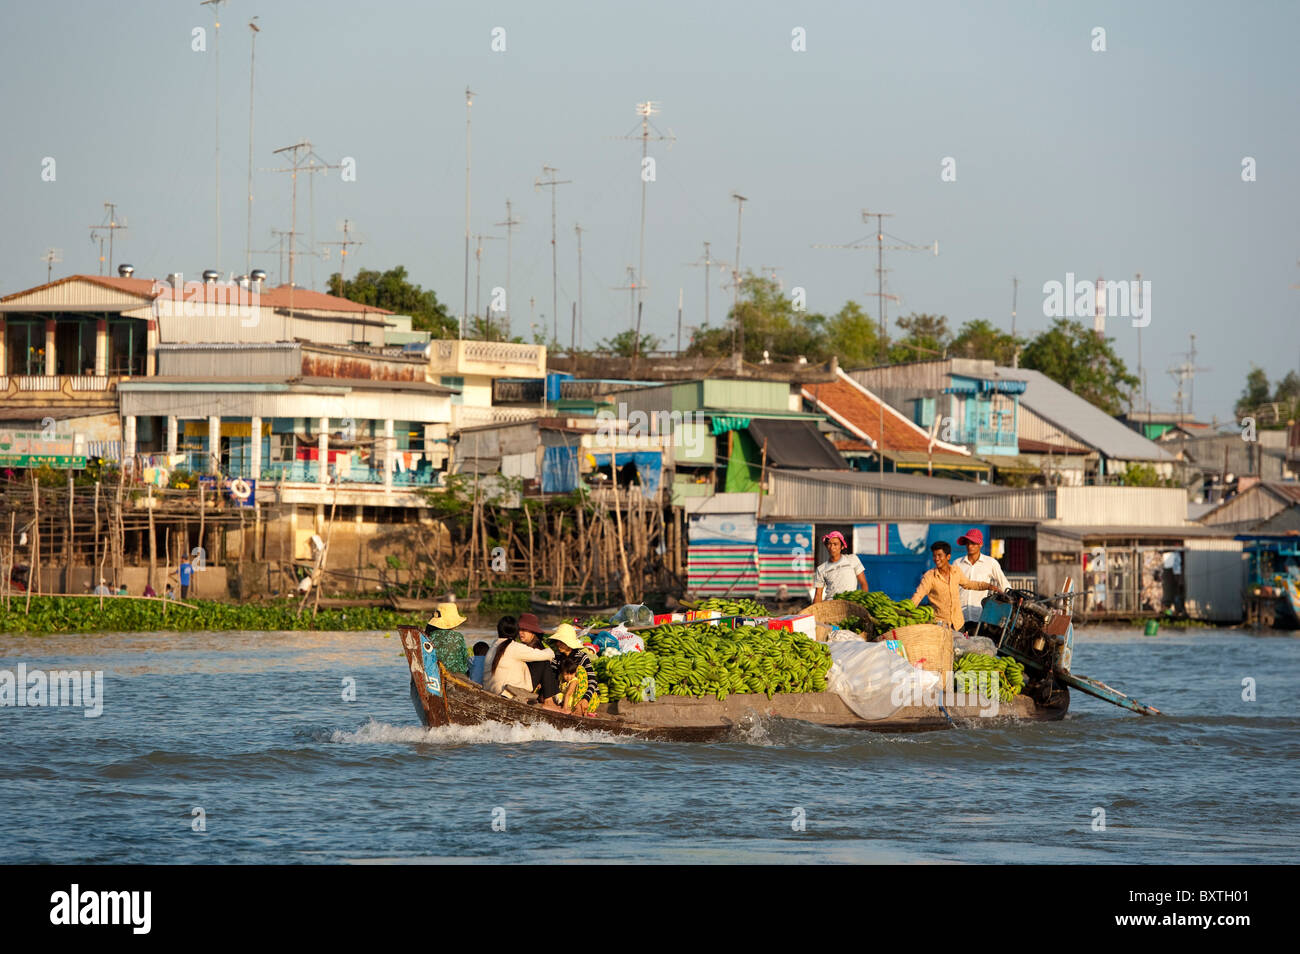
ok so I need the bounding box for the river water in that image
[1,626,1295,864]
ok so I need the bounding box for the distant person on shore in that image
[92,577,111,596]
[421,602,472,676]
[952,529,1009,635]
[116,582,128,596]
[165,583,176,601]
[142,582,157,598]
[175,558,194,600]
[485,612,555,698]
[812,531,868,603]
[468,641,490,686]
[911,541,1001,630]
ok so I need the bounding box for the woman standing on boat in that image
[485,612,555,697]
[812,531,868,603]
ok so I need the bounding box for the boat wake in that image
[328,718,633,746]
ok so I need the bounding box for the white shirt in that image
[485,640,555,696]
[814,553,865,599]
[954,552,1009,623]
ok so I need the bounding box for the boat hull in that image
[397,626,1068,740]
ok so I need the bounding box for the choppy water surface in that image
[1,626,1295,863]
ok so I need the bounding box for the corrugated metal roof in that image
[999,368,1172,461]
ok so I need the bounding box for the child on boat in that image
[468,641,490,685]
[554,650,600,715]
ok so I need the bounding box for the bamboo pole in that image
[5,511,13,612]
[197,481,205,598]
[27,473,38,611]
[524,500,535,591]
[66,470,75,593]
[311,478,340,615]
[147,484,157,592]
[611,484,632,605]
[163,530,170,619]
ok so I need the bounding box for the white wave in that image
[329,718,631,746]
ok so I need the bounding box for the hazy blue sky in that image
[2,0,1297,421]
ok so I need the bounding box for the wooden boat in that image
[388,595,480,615]
[397,625,1070,740]
[528,595,621,618]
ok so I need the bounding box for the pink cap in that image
[823,530,848,547]
[958,528,984,547]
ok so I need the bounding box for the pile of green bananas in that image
[639,623,832,701]
[953,653,1026,702]
[839,590,934,628]
[690,597,770,617]
[593,651,660,703]
[581,615,613,630]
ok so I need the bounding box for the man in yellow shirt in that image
[911,541,1001,630]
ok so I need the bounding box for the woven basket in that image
[798,599,871,626]
[879,623,954,675]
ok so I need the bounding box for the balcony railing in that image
[963,425,1017,448]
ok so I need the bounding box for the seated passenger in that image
[540,623,598,714]
[422,602,472,675]
[485,612,555,697]
[468,641,490,686]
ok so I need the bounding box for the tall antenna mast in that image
[200,0,226,270]
[244,17,260,276]
[1011,275,1018,338]
[266,142,339,315]
[322,219,364,288]
[534,164,571,343]
[613,266,639,333]
[473,232,501,331]
[463,86,474,339]
[611,101,675,319]
[574,222,584,348]
[495,199,521,338]
[685,240,729,328]
[730,193,748,354]
[1134,271,1145,412]
[88,202,126,276]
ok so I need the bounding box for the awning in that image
[744,418,845,470]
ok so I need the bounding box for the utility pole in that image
[534,164,571,343]
[322,219,364,289]
[1134,271,1146,413]
[1011,275,1018,338]
[574,223,584,348]
[245,17,260,276]
[685,240,729,328]
[495,199,521,338]
[88,202,126,276]
[612,101,675,319]
[200,0,226,270]
[613,267,639,335]
[730,193,747,355]
[676,287,683,355]
[463,86,474,339]
[1167,333,1211,426]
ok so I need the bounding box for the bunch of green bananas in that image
[839,590,934,628]
[582,615,613,630]
[610,622,833,701]
[692,597,770,618]
[593,651,659,702]
[954,652,1026,702]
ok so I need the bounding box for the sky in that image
[2,0,1297,423]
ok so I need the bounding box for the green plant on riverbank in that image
[0,597,422,636]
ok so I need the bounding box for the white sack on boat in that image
[827,641,940,721]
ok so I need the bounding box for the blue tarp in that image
[541,445,580,493]
[591,451,662,496]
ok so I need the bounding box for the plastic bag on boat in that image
[611,603,655,629]
[826,641,939,721]
[608,623,645,654]
[953,633,999,659]
[588,632,621,656]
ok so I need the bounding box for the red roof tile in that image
[259,284,392,315]
[803,371,969,455]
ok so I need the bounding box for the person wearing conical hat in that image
[541,623,599,714]
[422,602,472,676]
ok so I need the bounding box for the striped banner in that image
[687,544,759,596]
[757,554,814,599]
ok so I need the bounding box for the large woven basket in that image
[878,623,954,675]
[798,599,871,626]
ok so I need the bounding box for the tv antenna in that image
[729,193,748,354]
[244,16,260,275]
[574,222,585,348]
[534,164,571,343]
[684,241,730,328]
[88,202,127,276]
[321,219,364,287]
[463,86,474,338]
[494,198,521,337]
[41,248,63,284]
[812,210,938,362]
[611,101,676,317]
[613,266,640,333]
[473,232,501,331]
[264,141,339,314]
[200,0,227,270]
[1166,332,1212,424]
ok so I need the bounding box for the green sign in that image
[0,454,87,469]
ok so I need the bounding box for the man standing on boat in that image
[952,529,1009,635]
[812,531,868,603]
[911,541,1001,631]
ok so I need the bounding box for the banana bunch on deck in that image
[953,652,1026,702]
[641,623,832,701]
[839,590,935,628]
[690,597,770,618]
[593,651,660,703]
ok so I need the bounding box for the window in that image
[441,376,464,406]
[913,397,935,427]
[108,319,146,375]
[5,320,44,375]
